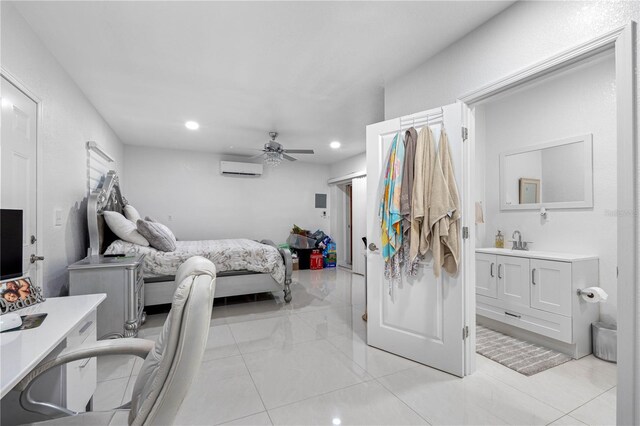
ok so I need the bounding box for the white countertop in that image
[476,247,599,262]
[0,294,106,398]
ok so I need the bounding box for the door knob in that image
[30,254,45,263]
[368,243,379,252]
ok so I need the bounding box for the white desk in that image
[0,294,106,398]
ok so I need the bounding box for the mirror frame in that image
[499,134,593,211]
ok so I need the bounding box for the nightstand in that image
[68,254,146,339]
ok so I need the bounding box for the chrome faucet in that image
[511,230,529,250]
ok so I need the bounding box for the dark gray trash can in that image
[592,322,617,362]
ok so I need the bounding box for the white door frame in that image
[458,23,637,425]
[1,67,45,292]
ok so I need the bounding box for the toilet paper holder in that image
[577,288,595,298]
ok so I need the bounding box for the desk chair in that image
[17,256,216,426]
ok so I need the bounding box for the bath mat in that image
[476,325,571,376]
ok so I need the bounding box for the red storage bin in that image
[310,250,324,270]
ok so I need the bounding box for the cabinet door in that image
[497,255,530,307]
[530,259,572,316]
[475,253,497,298]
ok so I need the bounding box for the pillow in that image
[124,205,142,222]
[103,211,149,246]
[136,220,176,252]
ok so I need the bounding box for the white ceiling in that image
[14,1,513,163]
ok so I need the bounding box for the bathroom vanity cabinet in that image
[475,248,599,358]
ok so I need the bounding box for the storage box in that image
[323,242,337,268]
[296,249,314,270]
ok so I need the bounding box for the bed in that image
[87,170,293,306]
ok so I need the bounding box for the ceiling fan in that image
[251,132,315,166]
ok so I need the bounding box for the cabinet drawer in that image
[477,301,572,343]
[66,311,97,348]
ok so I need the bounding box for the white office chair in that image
[17,256,216,426]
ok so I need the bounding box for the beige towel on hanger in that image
[400,127,418,238]
[428,128,461,277]
[409,126,436,264]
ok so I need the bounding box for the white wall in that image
[477,54,617,322]
[329,152,366,178]
[385,1,639,119]
[1,3,124,297]
[122,145,331,244]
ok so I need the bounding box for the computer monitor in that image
[1,209,23,281]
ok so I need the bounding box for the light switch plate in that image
[54,208,63,227]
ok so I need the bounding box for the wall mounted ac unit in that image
[220,161,263,177]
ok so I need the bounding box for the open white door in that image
[366,103,467,377]
[1,76,40,284]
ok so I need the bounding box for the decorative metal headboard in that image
[87,170,129,256]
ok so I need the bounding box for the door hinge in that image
[462,127,468,141]
[463,325,469,340]
[462,226,469,239]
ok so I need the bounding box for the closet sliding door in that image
[366,102,467,377]
[351,176,367,275]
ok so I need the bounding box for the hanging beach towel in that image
[378,133,405,281]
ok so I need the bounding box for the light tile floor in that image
[95,268,617,425]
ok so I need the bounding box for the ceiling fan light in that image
[265,151,282,167]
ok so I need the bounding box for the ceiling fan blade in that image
[248,152,265,160]
[283,149,314,154]
[282,153,297,161]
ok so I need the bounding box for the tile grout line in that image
[266,380,371,412]
[475,356,610,415]
[373,376,433,425]
[564,384,617,420]
[227,322,273,425]
[214,411,271,426]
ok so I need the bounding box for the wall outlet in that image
[54,208,63,227]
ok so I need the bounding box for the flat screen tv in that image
[1,209,23,281]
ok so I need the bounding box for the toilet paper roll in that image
[580,286,608,303]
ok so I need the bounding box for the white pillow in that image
[103,211,149,246]
[123,204,142,222]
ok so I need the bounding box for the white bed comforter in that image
[105,239,285,284]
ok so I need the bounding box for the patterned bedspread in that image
[105,239,285,284]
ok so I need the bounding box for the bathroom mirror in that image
[499,134,593,210]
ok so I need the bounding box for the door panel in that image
[367,103,465,377]
[497,255,530,307]
[1,76,38,282]
[530,259,572,316]
[475,253,497,298]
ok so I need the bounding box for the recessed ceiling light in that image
[330,141,341,149]
[332,418,341,426]
[185,121,199,130]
